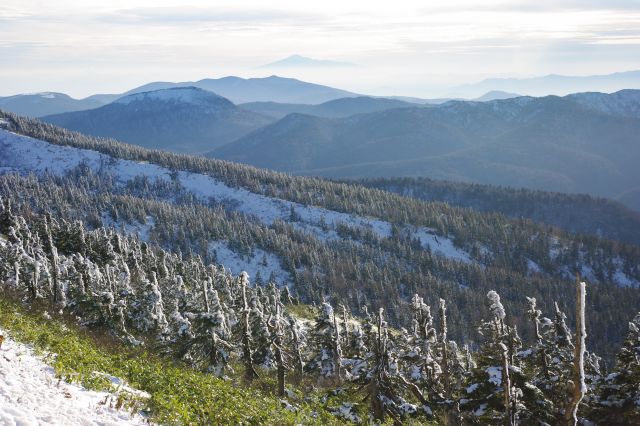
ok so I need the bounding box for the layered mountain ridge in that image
[42,87,272,153]
[211,90,640,211]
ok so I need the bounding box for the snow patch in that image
[466,383,479,394]
[473,403,488,416]
[0,329,149,425]
[613,270,639,288]
[486,366,502,386]
[209,241,290,286]
[413,227,472,263]
[527,259,541,274]
[101,213,155,241]
[331,402,361,423]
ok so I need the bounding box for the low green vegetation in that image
[0,297,337,425]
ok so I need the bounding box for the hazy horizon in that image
[2,0,640,98]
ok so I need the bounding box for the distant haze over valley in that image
[2,68,640,105]
[2,73,640,213]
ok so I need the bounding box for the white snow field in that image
[209,240,291,285]
[0,329,149,426]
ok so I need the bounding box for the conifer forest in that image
[1,111,639,424]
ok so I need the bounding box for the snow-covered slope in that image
[0,329,149,425]
[209,241,291,285]
[113,86,230,108]
[3,128,636,288]
[0,129,473,285]
[566,89,640,118]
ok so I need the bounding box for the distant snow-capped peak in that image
[114,86,229,107]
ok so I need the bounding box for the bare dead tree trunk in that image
[500,342,513,426]
[562,277,587,426]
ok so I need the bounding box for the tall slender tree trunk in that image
[562,277,587,426]
[501,342,513,426]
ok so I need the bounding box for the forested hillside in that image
[2,110,640,365]
[355,176,640,246]
[1,194,639,424]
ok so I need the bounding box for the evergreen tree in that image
[594,312,640,424]
[306,302,342,381]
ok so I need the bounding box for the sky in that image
[1,0,640,98]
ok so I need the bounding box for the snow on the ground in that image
[0,329,150,426]
[114,87,221,106]
[209,241,291,286]
[101,213,155,242]
[546,234,639,288]
[486,366,502,386]
[0,128,473,265]
[526,259,542,274]
[413,227,472,263]
[612,270,639,288]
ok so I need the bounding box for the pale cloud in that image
[1,0,639,97]
[99,7,324,25]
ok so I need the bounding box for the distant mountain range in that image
[0,93,104,118]
[259,54,357,69]
[0,76,361,118]
[32,87,531,155]
[90,75,360,106]
[210,90,640,211]
[2,70,639,118]
[453,70,640,98]
[42,87,271,153]
[238,91,523,119]
[4,76,640,211]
